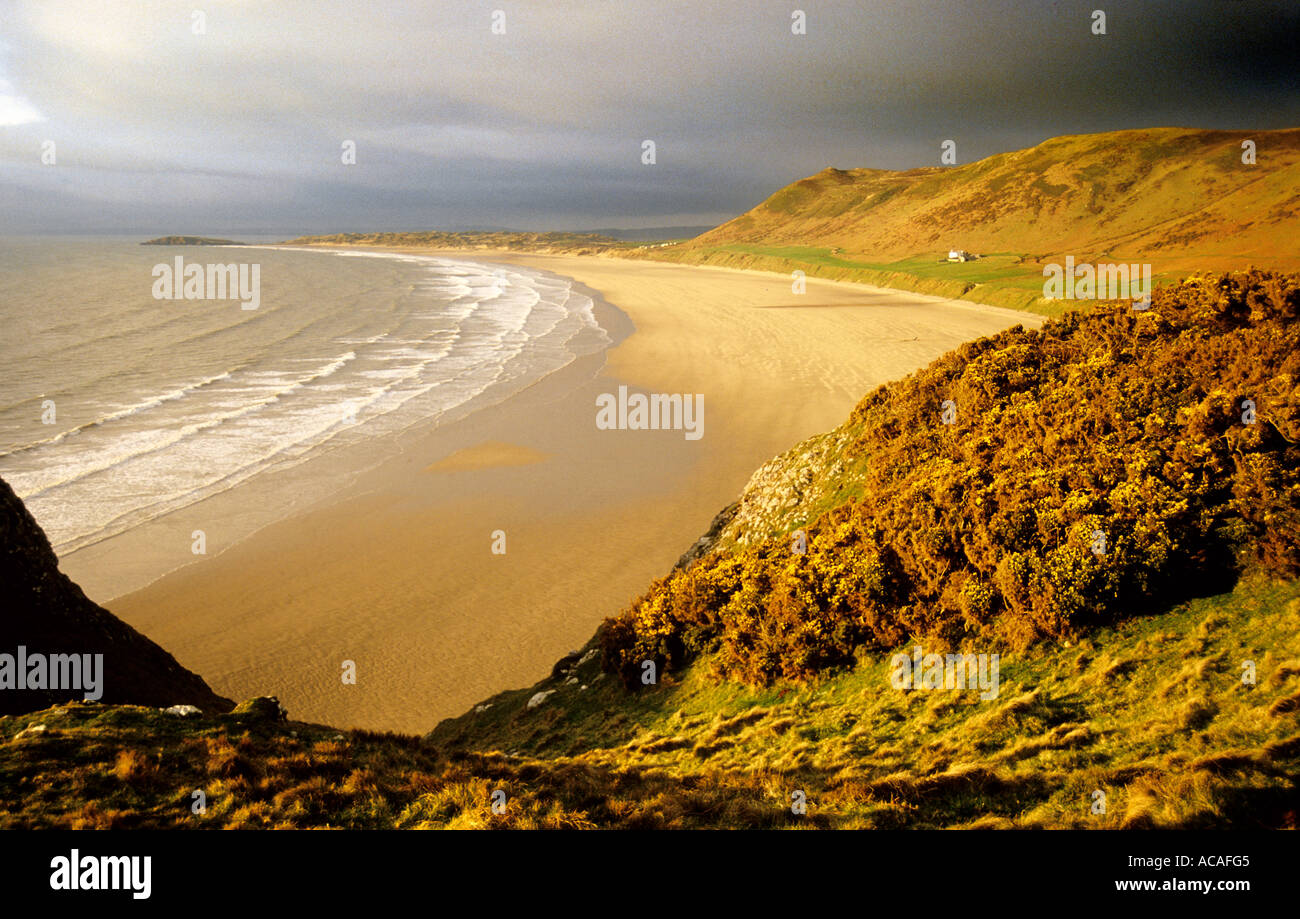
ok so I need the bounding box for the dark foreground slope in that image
[0,477,232,714]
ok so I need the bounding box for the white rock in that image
[474,703,493,714]
[578,649,599,666]
[580,684,588,691]
[564,677,578,685]
[15,724,47,740]
[526,690,556,710]
[164,704,202,717]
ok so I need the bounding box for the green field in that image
[635,243,1187,318]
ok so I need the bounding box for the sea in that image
[0,237,611,584]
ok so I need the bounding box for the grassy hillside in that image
[434,575,1300,829]
[633,127,1300,314]
[6,573,1294,828]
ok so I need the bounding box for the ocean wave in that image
[4,248,611,553]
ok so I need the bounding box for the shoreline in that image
[100,251,1044,733]
[60,255,634,606]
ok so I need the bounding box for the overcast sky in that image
[1,0,1296,235]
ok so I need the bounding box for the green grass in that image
[429,575,1300,828]
[5,575,1293,828]
[634,243,1191,318]
[635,244,1065,315]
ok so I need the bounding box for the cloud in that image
[0,87,43,126]
[0,0,1296,233]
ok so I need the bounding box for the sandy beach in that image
[96,254,1043,733]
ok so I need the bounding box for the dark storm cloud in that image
[0,0,1295,234]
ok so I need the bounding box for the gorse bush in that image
[602,271,1300,687]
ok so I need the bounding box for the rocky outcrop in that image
[0,475,233,715]
[231,696,288,722]
[673,501,739,570]
[673,429,856,567]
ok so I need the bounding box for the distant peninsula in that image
[280,230,625,255]
[141,236,246,246]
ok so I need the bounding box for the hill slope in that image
[3,573,1297,829]
[695,127,1300,261]
[0,476,232,714]
[638,127,1300,312]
